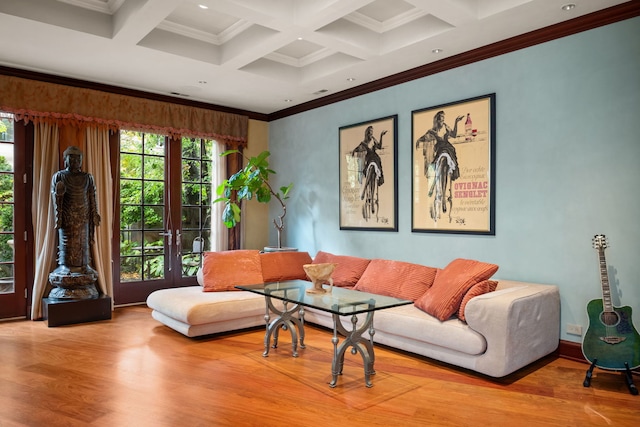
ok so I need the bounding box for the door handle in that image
[159,230,173,271]
[159,230,173,245]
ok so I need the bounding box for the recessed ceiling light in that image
[432,48,443,54]
[347,78,356,82]
[561,4,576,11]
[284,99,293,102]
[297,37,303,41]
[198,4,208,9]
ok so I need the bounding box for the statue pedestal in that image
[48,266,99,300]
[42,295,112,327]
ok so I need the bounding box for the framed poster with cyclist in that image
[411,94,496,235]
[339,115,398,231]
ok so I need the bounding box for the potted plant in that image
[214,150,293,249]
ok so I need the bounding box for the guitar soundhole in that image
[600,311,620,327]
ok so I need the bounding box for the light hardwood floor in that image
[1,305,638,426]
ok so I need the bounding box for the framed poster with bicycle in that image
[412,94,495,235]
[339,115,398,231]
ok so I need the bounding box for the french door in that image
[0,113,30,318]
[114,131,214,304]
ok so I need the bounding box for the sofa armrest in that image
[464,280,560,377]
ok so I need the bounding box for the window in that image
[114,131,216,303]
[180,137,213,277]
[119,131,166,282]
[0,113,15,294]
[0,112,29,319]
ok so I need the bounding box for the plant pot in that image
[263,246,298,253]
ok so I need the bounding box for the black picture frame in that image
[339,115,398,231]
[411,94,496,235]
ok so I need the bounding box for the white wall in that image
[268,17,640,343]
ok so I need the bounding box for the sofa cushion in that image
[312,251,370,287]
[373,304,488,355]
[414,258,499,321]
[354,259,438,301]
[147,286,265,325]
[457,279,498,321]
[201,250,264,292]
[260,251,312,282]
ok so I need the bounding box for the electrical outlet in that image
[567,324,583,336]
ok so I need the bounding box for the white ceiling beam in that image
[112,0,183,43]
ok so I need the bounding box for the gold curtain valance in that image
[0,75,247,147]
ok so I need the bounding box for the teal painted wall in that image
[268,17,640,343]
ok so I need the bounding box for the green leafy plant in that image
[214,150,293,248]
[181,253,201,277]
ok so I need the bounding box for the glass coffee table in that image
[236,280,412,387]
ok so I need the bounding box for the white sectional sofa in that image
[146,250,560,378]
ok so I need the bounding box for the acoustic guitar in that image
[582,235,640,370]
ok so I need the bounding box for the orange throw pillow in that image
[260,251,313,282]
[201,250,264,292]
[457,280,498,321]
[414,258,498,321]
[313,251,370,287]
[354,259,438,301]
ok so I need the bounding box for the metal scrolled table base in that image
[330,311,376,388]
[262,297,305,358]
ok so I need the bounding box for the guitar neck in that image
[598,248,614,312]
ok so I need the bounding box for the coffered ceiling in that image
[0,0,631,115]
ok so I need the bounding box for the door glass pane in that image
[121,205,141,229]
[182,206,201,225]
[121,179,142,204]
[201,160,211,183]
[143,134,165,155]
[180,137,214,277]
[120,153,142,178]
[144,156,164,180]
[121,131,143,153]
[0,113,14,294]
[183,160,200,182]
[121,255,142,282]
[144,206,164,229]
[144,181,164,204]
[119,131,166,282]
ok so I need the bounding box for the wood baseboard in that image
[558,340,586,363]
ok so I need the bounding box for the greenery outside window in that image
[0,113,14,294]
